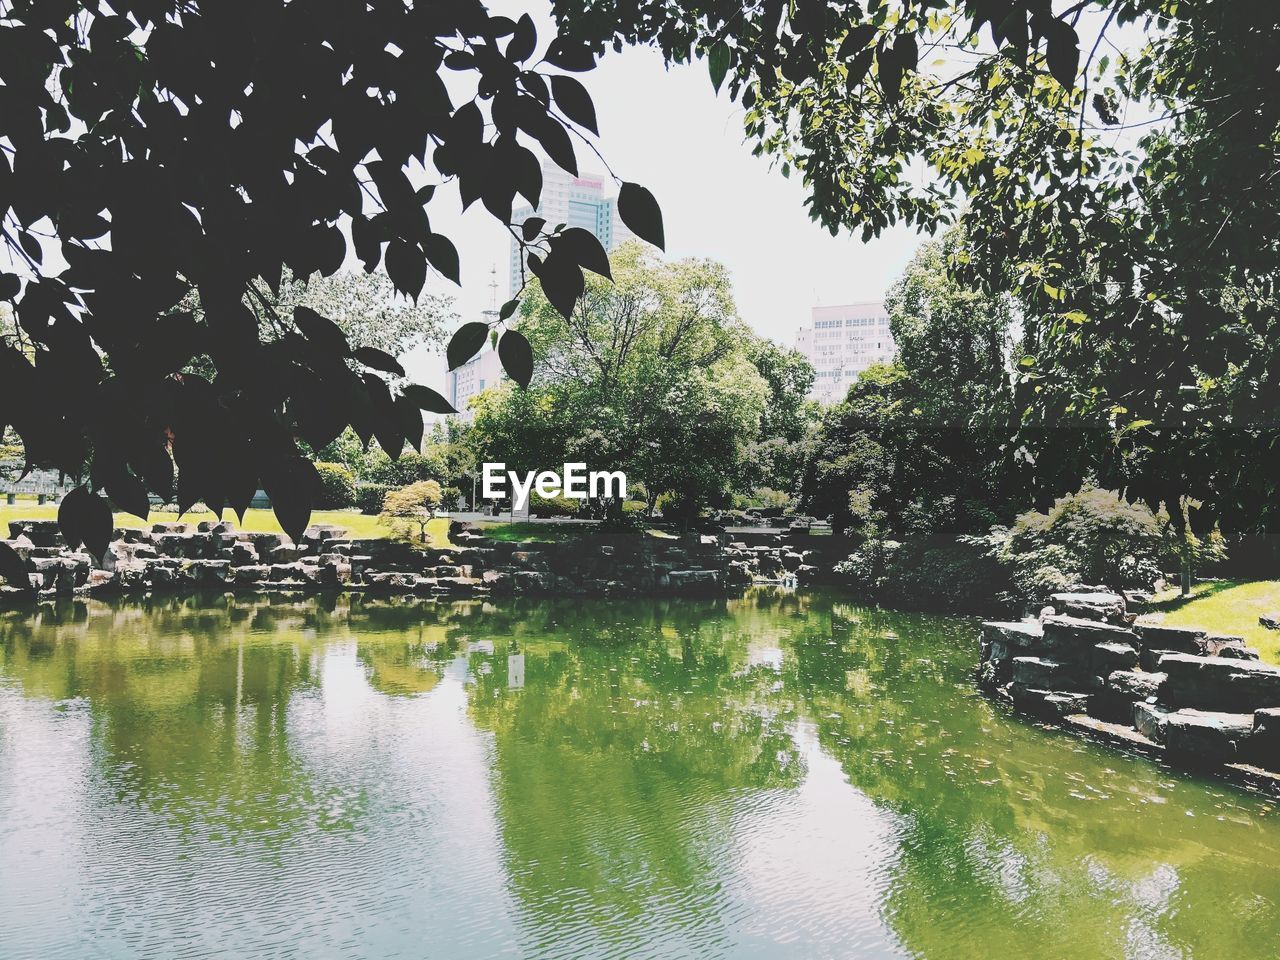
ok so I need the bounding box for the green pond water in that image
[1,590,1277,960]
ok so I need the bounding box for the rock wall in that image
[979,590,1280,782]
[0,519,811,604]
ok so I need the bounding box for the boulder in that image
[1011,656,1098,692]
[980,620,1044,659]
[1049,591,1125,624]
[151,522,189,535]
[1157,652,1280,711]
[1132,701,1172,744]
[1108,669,1166,702]
[1041,615,1136,653]
[1133,623,1206,654]
[1089,641,1140,674]
[1261,614,1280,631]
[1163,709,1255,765]
[1246,708,1280,769]
[1010,684,1091,720]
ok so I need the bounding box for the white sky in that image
[401,5,930,389]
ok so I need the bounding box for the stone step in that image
[1157,652,1280,711]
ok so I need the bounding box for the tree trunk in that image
[1180,535,1192,597]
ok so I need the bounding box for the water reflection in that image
[0,590,1277,959]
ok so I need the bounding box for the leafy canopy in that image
[0,0,662,548]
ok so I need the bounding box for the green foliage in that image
[0,1,659,548]
[530,493,579,518]
[800,233,1020,539]
[379,480,444,543]
[313,462,357,510]
[986,488,1224,602]
[468,244,768,518]
[553,1,1280,538]
[355,484,391,516]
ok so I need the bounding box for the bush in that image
[355,483,390,515]
[314,462,357,509]
[440,486,463,511]
[530,492,578,517]
[993,487,1176,602]
[363,451,436,487]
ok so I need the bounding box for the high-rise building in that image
[795,302,895,403]
[444,333,504,422]
[509,163,636,297]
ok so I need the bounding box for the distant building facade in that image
[795,302,894,404]
[509,163,636,297]
[444,327,504,422]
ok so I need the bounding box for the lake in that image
[1,590,1277,959]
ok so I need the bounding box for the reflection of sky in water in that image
[1,592,1278,959]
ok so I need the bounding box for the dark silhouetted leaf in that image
[618,182,665,250]
[353,346,405,377]
[58,485,113,560]
[1044,19,1080,88]
[535,116,577,175]
[106,470,150,521]
[261,458,318,544]
[0,541,32,593]
[386,238,427,299]
[447,321,490,370]
[544,38,595,72]
[499,298,519,320]
[507,13,537,63]
[401,383,457,415]
[395,393,424,450]
[294,306,350,355]
[424,233,460,284]
[555,227,611,279]
[498,329,534,388]
[0,273,19,301]
[551,75,598,134]
[708,42,730,93]
[521,216,546,242]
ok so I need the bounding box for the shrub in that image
[379,480,443,542]
[993,487,1180,602]
[530,492,578,517]
[314,462,357,509]
[363,451,436,487]
[440,486,463,511]
[355,483,390,515]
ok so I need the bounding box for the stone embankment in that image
[979,590,1280,788]
[0,519,810,604]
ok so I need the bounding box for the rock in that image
[1201,634,1253,658]
[8,519,64,547]
[1163,709,1255,765]
[1011,656,1098,692]
[267,544,303,563]
[1133,623,1206,654]
[1261,614,1280,631]
[781,550,805,572]
[151,522,189,535]
[1139,647,1178,672]
[1246,708,1280,768]
[1089,641,1140,674]
[1010,684,1091,720]
[233,565,270,585]
[1041,615,1136,653]
[1132,701,1171,744]
[981,620,1044,653]
[230,542,259,565]
[1157,652,1280,711]
[1049,591,1125,624]
[1108,670,1166,702]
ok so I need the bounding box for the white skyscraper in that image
[508,163,635,297]
[795,302,895,404]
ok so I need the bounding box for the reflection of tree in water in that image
[779,596,1280,960]
[0,595,351,843]
[464,595,804,957]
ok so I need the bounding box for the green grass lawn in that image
[0,499,452,546]
[1138,579,1280,664]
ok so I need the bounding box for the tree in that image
[379,480,443,543]
[553,1,1280,537]
[801,233,1021,537]
[738,337,817,497]
[0,1,663,552]
[467,243,768,519]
